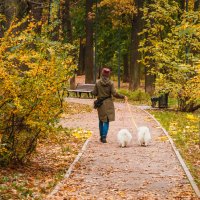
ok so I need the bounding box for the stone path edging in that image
[46,138,91,199]
[139,106,200,198]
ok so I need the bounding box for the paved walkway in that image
[48,98,198,200]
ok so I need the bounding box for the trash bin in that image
[158,93,169,108]
[151,97,160,108]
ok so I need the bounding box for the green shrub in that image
[117,89,150,103]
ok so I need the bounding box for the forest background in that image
[0,0,200,199]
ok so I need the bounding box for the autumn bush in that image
[118,89,150,104]
[0,21,77,165]
[140,1,200,112]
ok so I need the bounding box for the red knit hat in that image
[101,68,111,77]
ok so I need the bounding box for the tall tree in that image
[177,0,185,10]
[85,0,94,83]
[28,0,44,34]
[3,0,28,29]
[123,53,129,82]
[97,0,135,81]
[129,0,144,90]
[1,0,28,36]
[145,67,156,95]
[61,0,75,89]
[70,0,86,75]
[140,0,200,111]
[61,0,72,42]
[144,0,156,95]
[194,0,200,10]
[49,0,60,41]
[0,2,4,37]
[78,37,86,75]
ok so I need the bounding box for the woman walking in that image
[92,68,127,143]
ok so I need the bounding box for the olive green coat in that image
[92,77,124,122]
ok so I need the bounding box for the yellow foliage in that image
[140,3,200,111]
[72,128,92,140]
[0,20,77,164]
[157,136,168,142]
[186,114,199,122]
[99,0,136,27]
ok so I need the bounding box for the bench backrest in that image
[76,83,95,91]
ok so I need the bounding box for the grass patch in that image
[116,89,150,105]
[149,110,200,188]
[168,97,178,108]
[116,88,178,109]
[0,103,92,199]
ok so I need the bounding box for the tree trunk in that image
[194,0,200,11]
[180,0,185,10]
[48,0,52,25]
[145,67,155,95]
[123,53,129,83]
[177,0,185,18]
[3,0,28,29]
[0,23,3,38]
[78,37,86,75]
[85,0,94,84]
[129,0,143,90]
[0,2,4,37]
[61,0,72,42]
[49,0,60,41]
[28,0,43,34]
[61,0,75,89]
[0,0,30,36]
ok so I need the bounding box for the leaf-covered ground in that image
[1,97,199,199]
[0,102,92,200]
[48,98,198,199]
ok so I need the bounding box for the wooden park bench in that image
[66,83,95,98]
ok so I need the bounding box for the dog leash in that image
[125,100,138,130]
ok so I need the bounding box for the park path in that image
[48,98,198,200]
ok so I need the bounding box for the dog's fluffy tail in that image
[137,126,151,146]
[117,129,132,147]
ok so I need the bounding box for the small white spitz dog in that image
[117,129,132,147]
[137,126,151,146]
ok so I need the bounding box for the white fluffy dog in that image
[137,126,151,146]
[117,129,132,147]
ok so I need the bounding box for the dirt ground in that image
[47,98,198,200]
